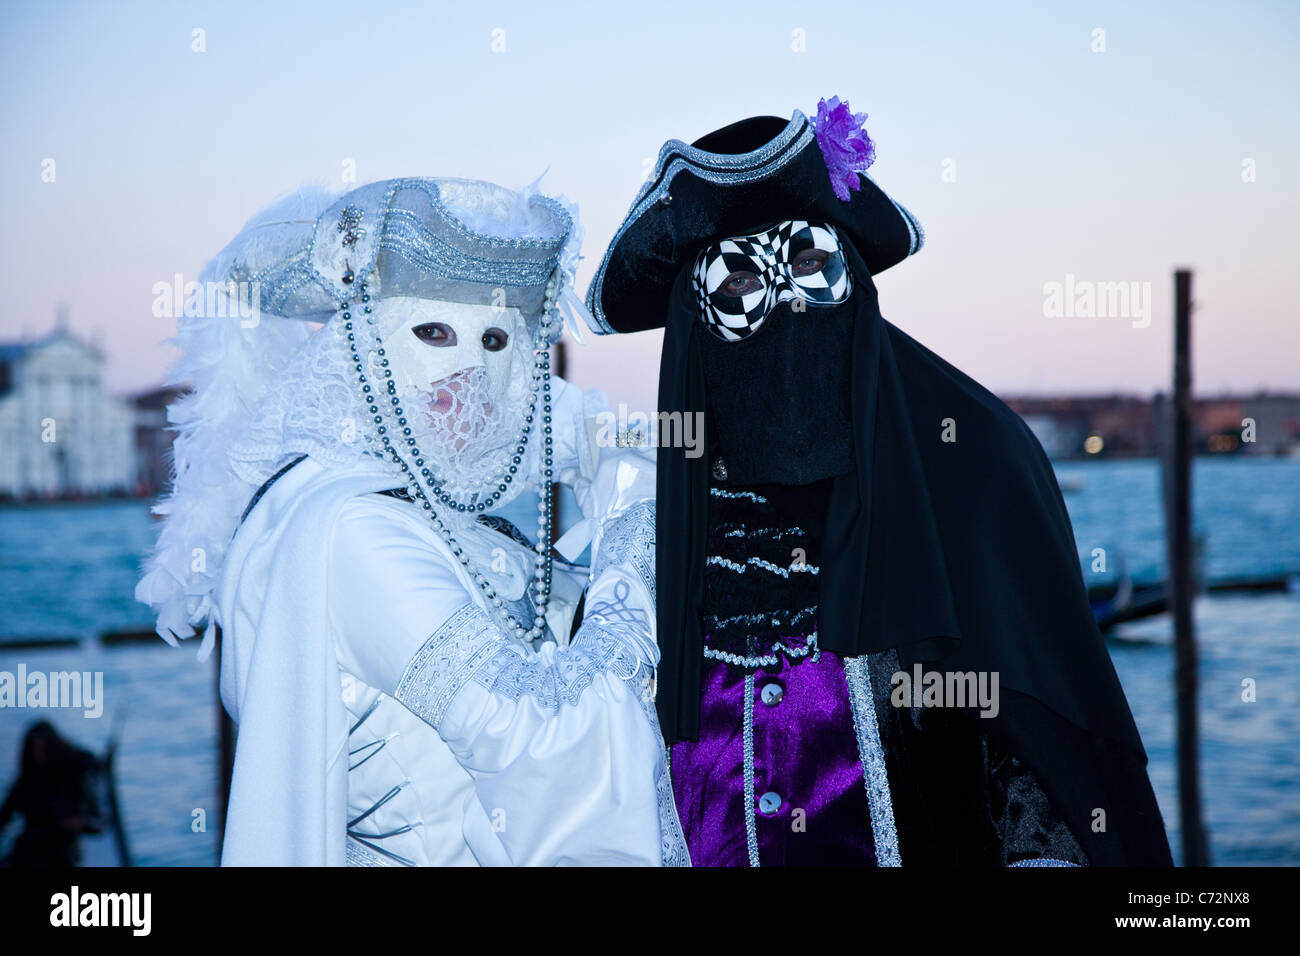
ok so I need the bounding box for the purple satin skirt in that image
[670,649,877,866]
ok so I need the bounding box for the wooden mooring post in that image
[1165,267,1209,866]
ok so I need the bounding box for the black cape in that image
[654,241,1173,865]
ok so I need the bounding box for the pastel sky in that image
[2,0,1296,414]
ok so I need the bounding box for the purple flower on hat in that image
[813,96,876,201]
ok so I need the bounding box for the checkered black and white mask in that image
[693,220,852,342]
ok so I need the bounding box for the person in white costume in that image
[136,177,688,866]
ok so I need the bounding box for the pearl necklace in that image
[341,278,557,644]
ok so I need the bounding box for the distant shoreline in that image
[4,453,1296,510]
[0,495,155,511]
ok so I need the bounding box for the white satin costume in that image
[137,178,688,866]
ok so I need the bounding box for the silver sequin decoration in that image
[703,631,819,669]
[843,654,902,866]
[593,500,657,604]
[1008,858,1081,867]
[706,554,820,578]
[345,838,395,867]
[743,671,760,867]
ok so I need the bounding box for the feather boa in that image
[135,187,335,659]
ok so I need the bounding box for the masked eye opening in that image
[792,249,829,277]
[719,270,762,298]
[481,327,509,352]
[412,322,456,347]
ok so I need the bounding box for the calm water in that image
[0,500,219,866]
[1,458,1297,866]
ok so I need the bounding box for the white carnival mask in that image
[377,296,523,411]
[369,295,533,492]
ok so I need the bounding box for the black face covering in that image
[698,298,855,486]
[653,237,1172,865]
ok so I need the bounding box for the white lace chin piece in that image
[227,311,541,519]
[401,353,534,505]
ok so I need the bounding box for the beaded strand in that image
[341,278,558,643]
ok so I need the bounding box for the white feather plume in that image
[135,186,338,659]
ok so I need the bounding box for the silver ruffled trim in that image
[743,672,760,867]
[480,616,644,711]
[887,197,925,256]
[703,631,819,669]
[709,488,768,503]
[843,654,902,866]
[396,598,652,727]
[705,554,820,578]
[394,598,686,865]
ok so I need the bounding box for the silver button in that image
[760,682,784,706]
[758,791,783,814]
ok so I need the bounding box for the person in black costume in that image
[584,97,1173,867]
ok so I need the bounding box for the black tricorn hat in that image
[585,107,923,334]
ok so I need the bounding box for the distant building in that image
[0,327,136,498]
[1020,414,1085,459]
[1006,394,1146,459]
[133,385,187,497]
[1005,392,1300,460]
[1236,393,1300,457]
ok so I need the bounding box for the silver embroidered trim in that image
[706,554,820,578]
[709,488,767,503]
[395,603,501,728]
[479,614,644,711]
[240,177,571,322]
[345,838,395,867]
[593,499,657,604]
[880,194,925,257]
[396,598,650,726]
[392,600,681,864]
[743,671,760,867]
[247,247,318,317]
[1009,858,1081,867]
[843,655,901,866]
[381,207,559,288]
[704,606,817,633]
[634,676,691,867]
[722,525,804,540]
[703,631,819,669]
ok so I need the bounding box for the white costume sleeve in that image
[328,496,666,866]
